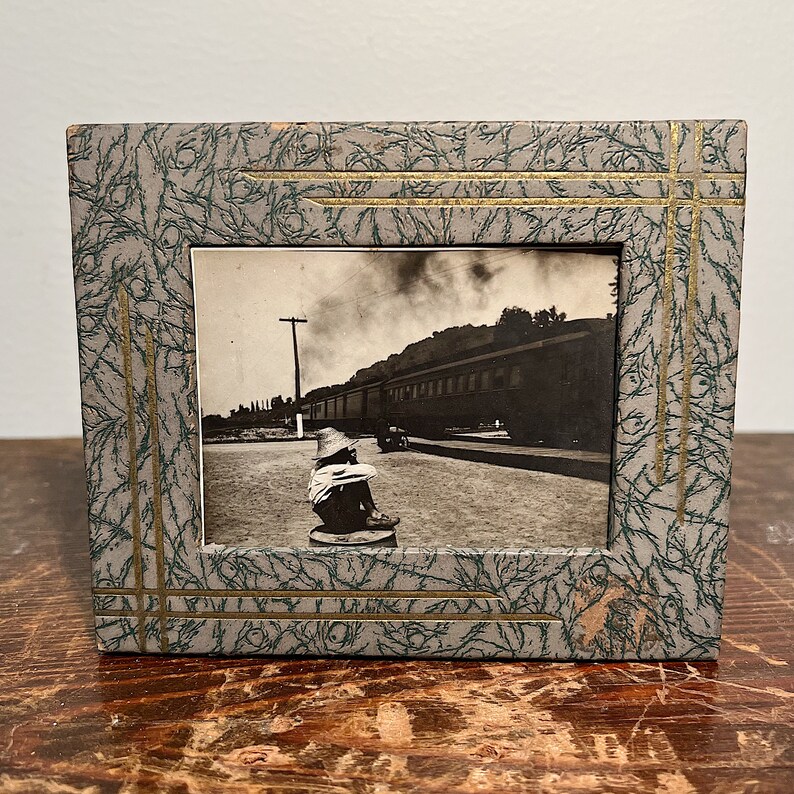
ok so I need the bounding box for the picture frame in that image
[67,120,746,659]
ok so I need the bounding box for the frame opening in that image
[192,245,621,553]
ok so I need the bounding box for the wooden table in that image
[1,436,792,793]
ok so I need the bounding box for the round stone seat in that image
[309,526,398,547]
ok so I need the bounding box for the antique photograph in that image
[194,247,618,549]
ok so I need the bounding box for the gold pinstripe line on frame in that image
[117,287,147,652]
[94,609,561,623]
[93,587,501,600]
[677,123,705,522]
[145,328,169,653]
[300,196,744,209]
[242,169,744,183]
[656,122,681,483]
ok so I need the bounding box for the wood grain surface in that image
[1,436,792,793]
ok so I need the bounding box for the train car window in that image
[427,380,435,397]
[467,372,477,391]
[436,378,443,395]
[509,366,521,387]
[411,384,418,399]
[419,381,427,397]
[494,367,505,388]
[481,369,492,390]
[456,374,465,392]
[445,376,453,394]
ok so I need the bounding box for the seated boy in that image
[308,428,400,535]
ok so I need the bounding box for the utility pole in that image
[279,317,308,438]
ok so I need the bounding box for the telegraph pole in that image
[279,317,308,438]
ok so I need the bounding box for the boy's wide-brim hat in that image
[312,427,358,460]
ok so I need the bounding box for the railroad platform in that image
[409,437,611,482]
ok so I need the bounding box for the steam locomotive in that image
[304,318,615,452]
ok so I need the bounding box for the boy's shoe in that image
[366,515,400,529]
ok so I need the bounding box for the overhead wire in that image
[303,250,388,314]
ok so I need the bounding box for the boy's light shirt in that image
[308,462,377,507]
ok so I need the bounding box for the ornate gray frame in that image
[67,121,746,659]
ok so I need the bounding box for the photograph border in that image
[67,120,746,659]
[191,243,620,551]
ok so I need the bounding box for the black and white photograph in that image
[194,247,618,549]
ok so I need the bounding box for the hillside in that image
[304,323,494,401]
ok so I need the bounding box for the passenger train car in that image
[304,318,615,452]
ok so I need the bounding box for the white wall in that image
[1,0,791,437]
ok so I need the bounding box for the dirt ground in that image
[202,437,608,549]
